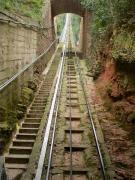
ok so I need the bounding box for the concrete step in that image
[42,84,52,86]
[5,154,30,164]
[29,110,44,114]
[65,116,81,121]
[9,146,32,155]
[66,104,80,107]
[38,90,50,93]
[67,66,75,68]
[22,123,40,128]
[67,81,77,84]
[32,103,46,106]
[41,86,51,89]
[16,133,37,140]
[13,140,35,147]
[19,127,39,134]
[40,87,51,90]
[67,73,76,76]
[67,68,75,71]
[27,113,43,118]
[37,93,49,96]
[66,96,78,100]
[33,100,47,103]
[65,114,81,119]
[67,85,77,88]
[67,70,76,73]
[65,128,84,133]
[63,167,88,174]
[64,144,87,151]
[67,77,76,80]
[5,163,27,169]
[30,106,45,110]
[67,89,77,93]
[34,98,47,101]
[25,118,41,123]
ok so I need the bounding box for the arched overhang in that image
[48,0,92,57]
[51,0,84,18]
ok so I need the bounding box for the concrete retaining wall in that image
[0,22,37,85]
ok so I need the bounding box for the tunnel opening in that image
[54,13,82,57]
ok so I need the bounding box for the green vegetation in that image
[72,15,81,43]
[112,31,135,62]
[0,0,44,21]
[55,14,81,43]
[81,0,135,34]
[55,14,66,36]
[80,0,135,67]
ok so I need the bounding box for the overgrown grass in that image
[0,0,44,21]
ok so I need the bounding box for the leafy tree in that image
[81,0,135,32]
[71,15,81,43]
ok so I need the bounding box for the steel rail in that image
[76,59,107,180]
[45,47,65,180]
[68,61,73,180]
[34,44,66,180]
[0,39,57,92]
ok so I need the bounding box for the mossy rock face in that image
[7,111,18,131]
[0,107,6,122]
[0,121,13,153]
[88,60,103,80]
[0,110,18,153]
[17,104,27,112]
[17,110,25,119]
[21,87,34,105]
[127,112,135,123]
[28,81,37,91]
[16,104,27,119]
[0,123,12,137]
[112,31,135,62]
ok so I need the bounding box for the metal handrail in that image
[0,39,57,92]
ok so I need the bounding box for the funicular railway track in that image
[34,49,108,180]
[3,14,109,180]
[33,15,108,180]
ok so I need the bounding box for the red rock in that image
[127,96,135,104]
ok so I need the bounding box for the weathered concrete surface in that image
[0,13,37,85]
[0,10,57,152]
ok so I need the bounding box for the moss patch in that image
[21,87,34,105]
[127,111,135,123]
[112,31,135,62]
